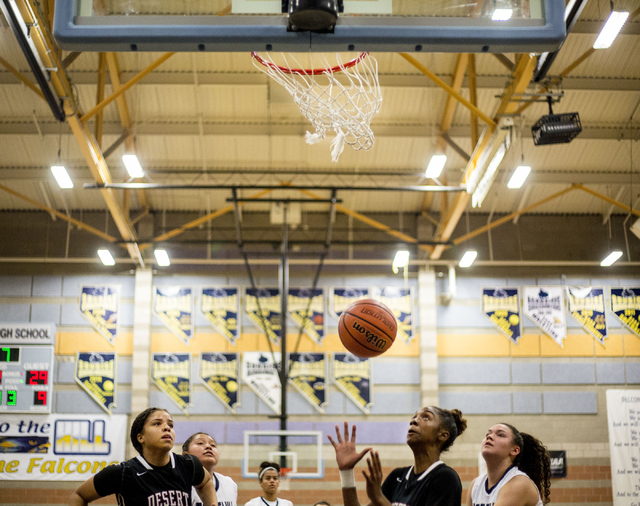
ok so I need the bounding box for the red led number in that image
[27,370,48,385]
[0,370,2,385]
[34,391,47,406]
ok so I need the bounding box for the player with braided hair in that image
[466,423,551,506]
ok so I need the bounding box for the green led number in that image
[7,390,16,406]
[1,347,9,362]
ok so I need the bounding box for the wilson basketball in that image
[338,299,397,358]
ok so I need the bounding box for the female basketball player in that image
[69,407,217,506]
[244,461,293,506]
[466,423,551,506]
[183,432,238,506]
[329,406,467,506]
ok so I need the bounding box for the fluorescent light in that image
[425,154,447,179]
[122,154,144,178]
[593,11,629,49]
[492,8,513,21]
[600,251,623,266]
[472,142,507,208]
[459,250,478,268]
[51,165,73,188]
[97,250,115,266]
[507,166,531,189]
[393,250,410,273]
[154,249,171,267]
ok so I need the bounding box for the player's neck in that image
[204,463,215,475]
[142,447,171,467]
[486,459,513,489]
[263,491,277,502]
[412,447,441,474]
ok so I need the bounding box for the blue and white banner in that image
[242,352,281,415]
[78,285,120,345]
[245,288,281,345]
[75,352,116,414]
[151,353,191,414]
[288,288,325,344]
[567,286,608,345]
[200,353,240,414]
[201,287,241,345]
[482,288,522,345]
[610,287,640,338]
[289,353,327,413]
[522,286,567,348]
[0,414,126,481]
[330,288,369,320]
[153,286,194,345]
[373,287,414,345]
[332,353,372,414]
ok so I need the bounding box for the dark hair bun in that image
[450,409,468,436]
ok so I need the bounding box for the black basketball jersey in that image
[381,461,462,506]
[93,452,205,506]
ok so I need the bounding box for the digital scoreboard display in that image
[0,345,53,413]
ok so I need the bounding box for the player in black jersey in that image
[329,406,467,506]
[69,407,217,506]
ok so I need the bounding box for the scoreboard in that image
[0,323,54,414]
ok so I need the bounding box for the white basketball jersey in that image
[192,472,238,506]
[244,496,294,506]
[471,467,543,506]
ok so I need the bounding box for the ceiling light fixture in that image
[392,250,410,274]
[154,249,171,267]
[425,154,447,179]
[459,250,478,268]
[600,251,623,266]
[507,166,531,189]
[593,10,629,49]
[122,154,144,178]
[97,250,116,266]
[51,165,73,188]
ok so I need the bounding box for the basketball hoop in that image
[252,52,382,162]
[279,467,293,491]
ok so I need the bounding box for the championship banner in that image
[201,287,241,344]
[522,286,567,348]
[482,288,522,345]
[153,286,194,345]
[610,287,640,338]
[74,352,117,414]
[0,413,127,481]
[288,353,327,413]
[151,353,191,414]
[373,287,414,345]
[330,288,369,320]
[566,286,608,345]
[78,285,120,345]
[242,352,281,415]
[200,353,240,414]
[288,288,325,344]
[332,353,372,414]
[549,450,567,479]
[245,288,281,345]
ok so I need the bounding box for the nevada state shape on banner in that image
[289,353,327,413]
[288,288,325,344]
[373,286,414,345]
[609,287,640,338]
[245,288,281,345]
[201,287,241,344]
[242,352,281,414]
[522,286,567,348]
[78,285,120,345]
[566,286,608,345]
[482,287,522,344]
[332,353,372,414]
[153,286,194,345]
[330,288,369,320]
[151,353,192,414]
[75,352,117,414]
[200,352,240,414]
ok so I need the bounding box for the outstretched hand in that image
[328,421,372,471]
[363,451,388,506]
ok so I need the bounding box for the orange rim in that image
[251,52,369,75]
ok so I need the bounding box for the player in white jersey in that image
[183,432,238,506]
[244,461,293,506]
[466,423,551,506]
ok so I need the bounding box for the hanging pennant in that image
[609,287,640,338]
[151,353,192,414]
[289,353,327,413]
[330,288,369,320]
[74,352,117,414]
[482,287,522,345]
[332,353,372,414]
[372,287,414,345]
[200,353,240,414]
[78,285,121,345]
[242,352,281,415]
[153,286,194,345]
[201,287,241,344]
[566,286,608,345]
[245,288,281,345]
[522,286,567,348]
[288,288,325,345]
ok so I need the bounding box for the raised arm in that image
[466,478,476,506]
[195,469,218,506]
[69,477,103,506]
[363,451,391,506]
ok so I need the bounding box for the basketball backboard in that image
[53,0,565,53]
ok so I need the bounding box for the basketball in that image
[338,299,397,358]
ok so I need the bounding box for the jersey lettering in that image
[149,491,191,506]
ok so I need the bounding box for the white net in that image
[252,52,382,162]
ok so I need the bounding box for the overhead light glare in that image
[507,165,531,189]
[155,249,171,267]
[492,8,513,21]
[459,250,478,268]
[472,142,506,208]
[600,251,623,267]
[122,154,144,178]
[392,250,410,274]
[593,11,629,49]
[97,249,115,266]
[425,154,447,179]
[51,165,73,188]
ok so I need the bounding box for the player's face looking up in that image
[481,424,521,461]
[187,434,219,468]
[259,469,280,494]
[406,407,449,450]
[137,410,175,451]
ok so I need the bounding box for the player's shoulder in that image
[215,472,238,488]
[244,497,262,506]
[429,463,462,484]
[499,474,540,505]
[280,499,294,506]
